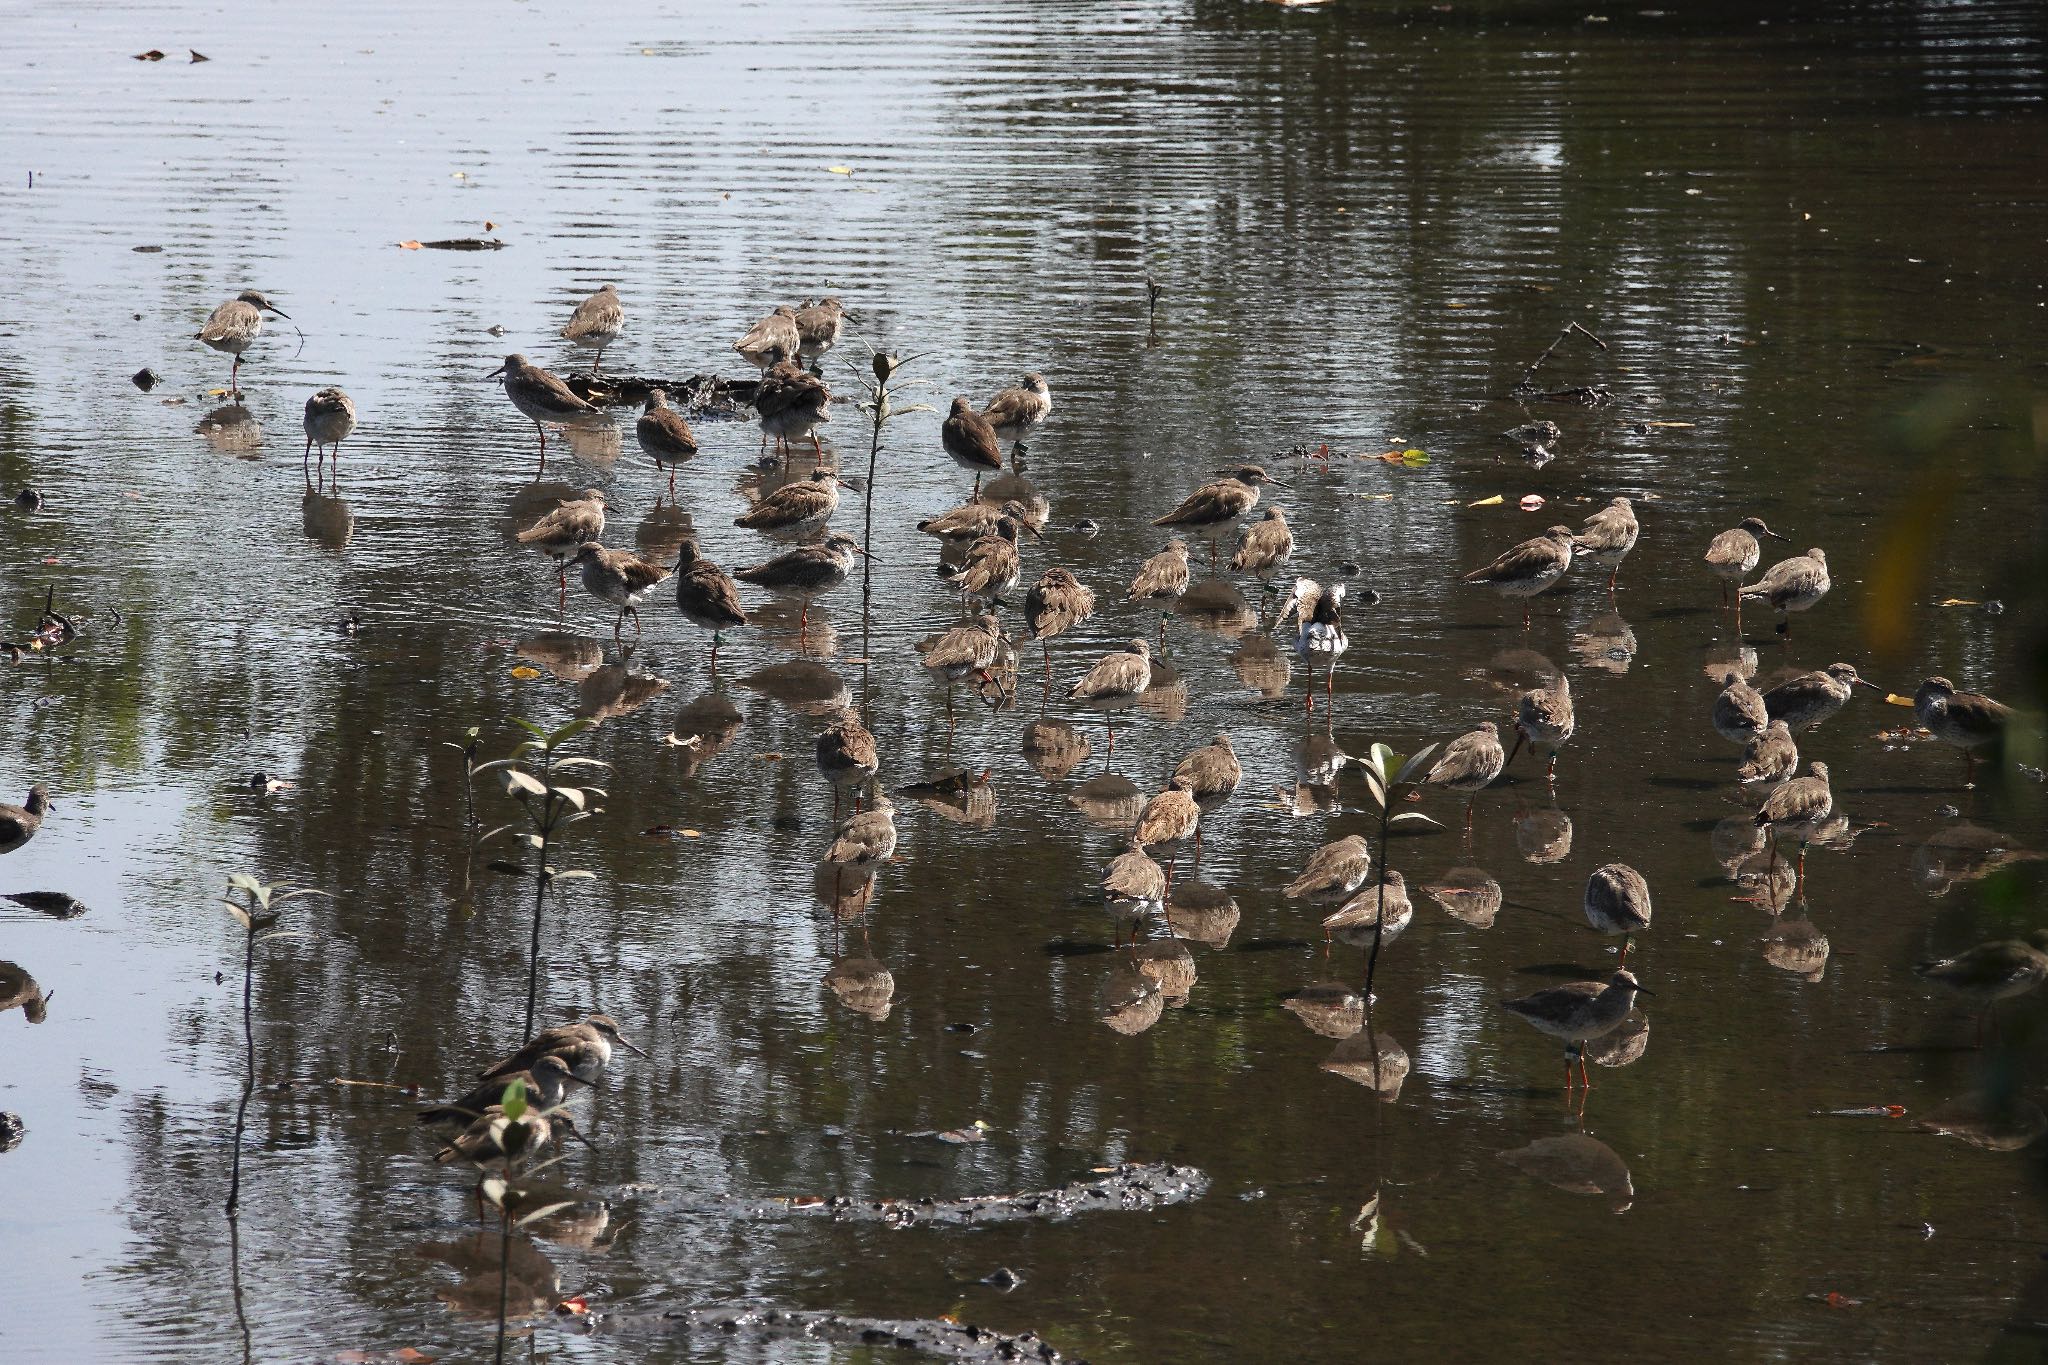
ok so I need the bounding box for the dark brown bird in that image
[636,387,699,500]
[1284,834,1373,907]
[920,613,1006,718]
[1067,638,1153,757]
[1128,539,1191,647]
[940,515,1036,607]
[560,284,623,373]
[1172,733,1242,809]
[753,355,831,458]
[671,539,749,664]
[433,1105,563,1173]
[488,354,597,481]
[735,467,843,538]
[981,373,1052,455]
[1423,722,1505,833]
[918,497,1035,544]
[1230,507,1295,589]
[418,1054,576,1127]
[1571,496,1639,594]
[1153,466,1282,568]
[1915,677,2013,784]
[1740,547,1831,637]
[1755,760,1833,888]
[734,305,801,373]
[1134,779,1203,877]
[1463,526,1576,629]
[479,1013,645,1086]
[1704,515,1787,607]
[734,531,864,636]
[0,785,49,855]
[1023,566,1097,686]
[1737,719,1799,786]
[1505,675,1575,785]
[1763,662,1881,733]
[517,488,607,598]
[569,543,672,643]
[1713,670,1769,744]
[942,396,1004,496]
[1584,862,1652,961]
[794,297,849,368]
[816,704,880,817]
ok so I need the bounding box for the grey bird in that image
[1740,546,1831,636]
[1763,662,1882,732]
[560,284,623,373]
[196,289,289,395]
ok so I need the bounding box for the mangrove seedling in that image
[220,873,329,1216]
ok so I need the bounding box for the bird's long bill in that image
[1853,678,1887,692]
[1630,984,1656,996]
[1018,519,1045,540]
[266,307,291,319]
[485,362,508,379]
[856,546,884,563]
[1764,529,1790,540]
[560,1116,600,1150]
[612,1033,649,1057]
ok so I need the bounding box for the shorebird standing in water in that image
[1422,721,1506,834]
[569,543,671,644]
[1704,515,1788,610]
[816,703,879,818]
[671,539,748,667]
[1501,970,1648,1094]
[1231,507,1295,595]
[1754,760,1833,890]
[981,373,1052,458]
[478,1012,646,1085]
[0,785,50,855]
[942,397,1003,496]
[1713,671,1769,745]
[560,284,623,373]
[754,349,831,458]
[1153,466,1281,569]
[1287,578,1348,714]
[1584,863,1652,962]
[1740,546,1830,639]
[940,514,1035,610]
[734,467,844,540]
[196,290,289,396]
[1462,526,1575,629]
[1023,566,1096,689]
[1128,540,1191,649]
[1572,497,1638,596]
[488,354,597,481]
[1068,638,1153,758]
[636,388,699,502]
[1506,673,1575,786]
[302,387,356,492]
[1762,662,1882,733]
[1914,677,2012,785]
[1172,732,1242,811]
[795,297,849,370]
[517,488,607,603]
[921,613,1007,724]
[734,306,801,373]
[735,531,865,642]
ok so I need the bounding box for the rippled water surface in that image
[3,1,2047,1361]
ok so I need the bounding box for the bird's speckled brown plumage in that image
[1284,834,1373,905]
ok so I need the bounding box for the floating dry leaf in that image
[1644,420,1695,428]
[1519,494,1546,511]
[1936,598,1981,608]
[134,49,165,61]
[826,165,854,176]
[509,665,541,680]
[1881,693,1917,708]
[397,240,422,250]
[189,49,210,62]
[1468,494,1505,507]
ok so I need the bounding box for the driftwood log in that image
[560,371,759,418]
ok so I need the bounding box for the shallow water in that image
[3,1,2046,1361]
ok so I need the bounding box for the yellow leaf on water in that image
[206,388,229,398]
[1468,494,1505,507]
[1936,598,1980,608]
[826,165,854,176]
[681,829,702,839]
[1883,693,1916,707]
[1644,420,1696,428]
[509,665,540,680]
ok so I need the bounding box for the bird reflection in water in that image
[1584,1010,1650,1069]
[1068,774,1144,831]
[1228,634,1292,698]
[518,632,605,683]
[1421,867,1502,929]
[1165,880,1239,949]
[741,660,850,717]
[751,598,840,658]
[1099,959,1165,1036]
[666,693,745,777]
[299,492,352,549]
[560,419,621,467]
[1320,1026,1409,1101]
[898,768,995,829]
[1760,918,1830,981]
[578,660,671,724]
[825,954,896,1021]
[1912,824,2038,898]
[1918,1093,2048,1152]
[414,1230,559,1321]
[196,404,260,457]
[1570,610,1636,674]
[1497,1133,1634,1212]
[1132,939,1197,1008]
[1282,982,1366,1039]
[1020,719,1091,782]
[1514,800,1574,865]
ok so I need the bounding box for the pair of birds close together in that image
[417,1013,645,1172]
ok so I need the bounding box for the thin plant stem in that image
[525,812,550,1045]
[226,915,255,1215]
[229,1205,252,1365]
[495,1201,512,1364]
[861,391,882,662]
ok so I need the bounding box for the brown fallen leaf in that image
[189,49,210,62]
[483,220,496,230]
[1936,598,1981,608]
[134,49,165,61]
[397,240,422,250]
[553,1297,588,1317]
[509,665,540,680]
